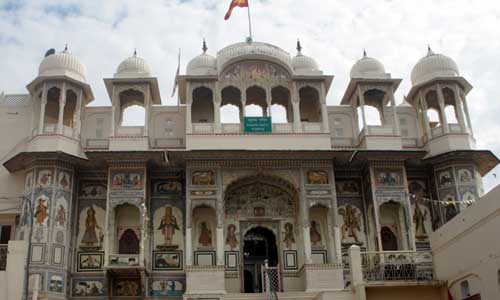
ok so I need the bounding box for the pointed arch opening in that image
[221,86,242,124]
[271,86,291,123]
[191,87,214,123]
[299,86,321,122]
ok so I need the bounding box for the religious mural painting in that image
[149,279,185,296]
[456,166,474,184]
[72,278,105,297]
[306,170,329,185]
[374,168,403,187]
[78,204,105,250]
[37,168,53,188]
[338,205,364,245]
[437,168,454,188]
[222,61,290,82]
[78,181,107,199]
[153,179,182,196]
[77,252,104,272]
[154,204,183,250]
[198,221,213,248]
[191,170,215,186]
[225,223,239,250]
[153,251,183,270]
[282,222,295,249]
[335,179,361,196]
[408,180,433,242]
[309,220,322,247]
[57,170,71,190]
[48,273,64,294]
[113,279,141,297]
[25,171,34,191]
[111,172,143,190]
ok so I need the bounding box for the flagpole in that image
[247,0,253,41]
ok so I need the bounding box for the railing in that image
[116,126,144,136]
[262,262,281,298]
[193,123,214,134]
[272,123,293,133]
[302,122,323,133]
[0,245,7,271]
[361,251,434,282]
[108,254,140,267]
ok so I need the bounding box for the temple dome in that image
[187,52,217,76]
[38,49,86,82]
[115,53,152,78]
[350,52,386,79]
[411,47,459,86]
[292,53,319,74]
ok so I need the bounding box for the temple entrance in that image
[381,226,398,251]
[119,229,140,254]
[242,226,278,293]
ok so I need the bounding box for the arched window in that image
[121,105,145,126]
[427,109,441,128]
[245,104,263,117]
[271,86,291,123]
[299,86,321,122]
[63,89,77,128]
[445,105,459,124]
[270,105,287,123]
[246,86,267,117]
[192,87,214,123]
[44,87,61,126]
[221,86,242,124]
[364,105,382,126]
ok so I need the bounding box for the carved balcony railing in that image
[361,251,434,282]
[0,244,7,271]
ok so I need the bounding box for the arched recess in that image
[309,204,332,263]
[114,203,141,254]
[271,86,291,123]
[299,86,321,122]
[379,201,409,251]
[221,86,242,123]
[443,87,459,124]
[63,89,77,128]
[224,175,298,218]
[192,87,214,123]
[119,89,145,126]
[425,90,442,128]
[192,205,217,265]
[245,86,267,117]
[44,87,61,128]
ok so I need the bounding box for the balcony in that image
[361,251,434,283]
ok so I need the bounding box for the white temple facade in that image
[0,39,497,300]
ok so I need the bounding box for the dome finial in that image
[133,48,137,56]
[363,48,367,58]
[202,38,208,53]
[427,44,434,56]
[64,44,68,52]
[296,39,302,54]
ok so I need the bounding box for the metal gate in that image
[261,260,281,299]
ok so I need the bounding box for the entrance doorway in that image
[242,227,277,293]
[381,226,398,251]
[119,229,140,254]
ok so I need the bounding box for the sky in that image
[1,0,500,190]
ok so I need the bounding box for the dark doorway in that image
[243,226,277,293]
[119,229,140,254]
[380,226,398,251]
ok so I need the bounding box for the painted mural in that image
[338,205,365,245]
[375,168,403,187]
[198,221,213,247]
[408,180,433,240]
[336,179,361,196]
[153,180,182,196]
[310,220,322,246]
[72,279,105,297]
[306,170,329,185]
[149,279,185,296]
[34,193,50,227]
[111,172,143,189]
[225,223,239,250]
[57,170,71,189]
[456,167,474,184]
[282,222,295,249]
[48,274,64,293]
[78,205,105,249]
[37,169,53,188]
[79,181,107,199]
[192,170,215,186]
[114,279,141,297]
[437,168,454,188]
[154,205,183,250]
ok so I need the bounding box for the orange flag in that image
[224,0,249,20]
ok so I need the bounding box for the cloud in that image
[1,0,500,190]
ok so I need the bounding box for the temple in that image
[0,38,497,300]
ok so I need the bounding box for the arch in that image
[119,89,145,126]
[363,89,386,107]
[445,105,459,124]
[224,174,299,219]
[221,86,242,123]
[44,87,61,126]
[192,87,214,123]
[299,86,321,122]
[219,58,293,79]
[358,105,382,127]
[380,226,398,251]
[114,203,141,254]
[246,86,267,117]
[63,89,77,128]
[379,201,406,251]
[427,108,441,128]
[271,86,292,123]
[192,205,216,258]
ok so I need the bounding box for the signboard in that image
[243,117,272,133]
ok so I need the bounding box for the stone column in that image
[38,83,48,135]
[75,88,83,139]
[292,82,302,133]
[370,167,383,251]
[453,84,468,133]
[214,83,222,133]
[357,85,367,132]
[111,87,117,137]
[348,245,367,300]
[185,227,193,266]
[216,227,224,266]
[300,168,312,264]
[186,82,193,134]
[57,82,67,135]
[240,86,247,122]
[389,86,400,135]
[144,86,151,136]
[461,93,474,137]
[436,84,449,134]
[320,83,329,133]
[419,91,432,139]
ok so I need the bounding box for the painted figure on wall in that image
[81,207,102,247]
[157,206,180,247]
[38,170,52,187]
[413,201,428,240]
[339,205,361,244]
[283,222,295,249]
[59,172,70,189]
[55,204,66,227]
[307,171,329,185]
[112,173,142,189]
[34,198,49,226]
[192,171,215,186]
[226,224,238,250]
[198,221,212,247]
[310,220,322,246]
[458,168,473,183]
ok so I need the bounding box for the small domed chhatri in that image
[115,50,152,78]
[411,46,459,86]
[186,40,217,76]
[350,50,388,79]
[38,46,87,82]
[291,40,320,75]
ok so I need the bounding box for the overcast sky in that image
[1,0,500,191]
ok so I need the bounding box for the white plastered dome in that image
[187,53,217,76]
[292,53,319,74]
[38,49,86,82]
[115,53,152,78]
[350,52,387,79]
[411,47,459,86]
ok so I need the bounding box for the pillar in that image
[214,83,222,133]
[453,84,468,133]
[240,87,247,121]
[144,86,151,136]
[389,86,400,135]
[57,82,67,135]
[185,227,193,266]
[461,92,474,137]
[300,168,312,264]
[110,87,117,137]
[216,227,224,266]
[357,85,367,132]
[186,82,193,134]
[292,83,302,133]
[348,245,367,300]
[436,84,449,134]
[320,83,329,133]
[38,83,48,135]
[75,88,83,139]
[419,91,432,139]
